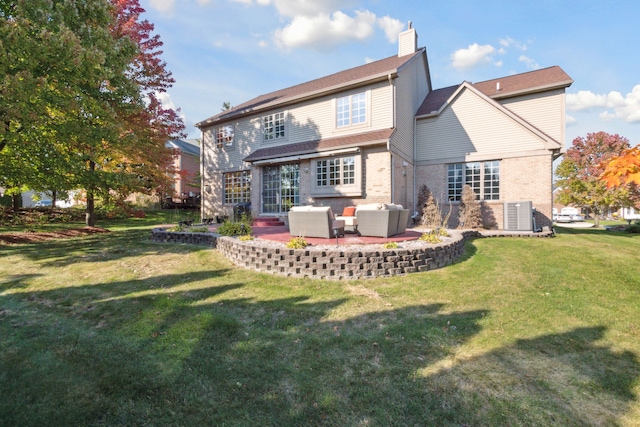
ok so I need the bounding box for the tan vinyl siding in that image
[222,81,394,153]
[416,87,548,162]
[391,55,429,159]
[498,89,564,142]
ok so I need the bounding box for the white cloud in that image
[566,114,576,125]
[274,10,378,50]
[157,92,186,120]
[271,0,358,17]
[148,0,175,13]
[494,60,503,67]
[518,55,539,70]
[231,0,252,5]
[567,85,640,123]
[224,0,402,50]
[377,16,404,43]
[499,36,527,51]
[451,43,495,69]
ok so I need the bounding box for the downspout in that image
[413,115,417,217]
[200,129,205,219]
[388,73,395,203]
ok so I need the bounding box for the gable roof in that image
[166,139,200,157]
[416,66,573,117]
[418,81,563,151]
[195,49,425,128]
[473,66,573,99]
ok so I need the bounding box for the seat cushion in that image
[342,206,356,216]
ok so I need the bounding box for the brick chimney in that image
[398,21,417,57]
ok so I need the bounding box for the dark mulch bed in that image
[0,227,109,245]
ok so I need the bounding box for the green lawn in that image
[1,213,639,426]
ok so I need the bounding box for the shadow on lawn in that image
[173,305,639,426]
[1,278,638,426]
[0,227,210,267]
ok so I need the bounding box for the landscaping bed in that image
[0,227,109,245]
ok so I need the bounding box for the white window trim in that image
[215,124,234,149]
[334,91,370,131]
[310,154,362,197]
[262,111,288,142]
[447,160,501,202]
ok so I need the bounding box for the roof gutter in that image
[250,147,361,165]
[486,79,575,100]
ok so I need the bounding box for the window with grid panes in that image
[223,170,251,204]
[316,156,356,187]
[263,112,285,141]
[447,161,500,201]
[215,125,234,148]
[336,92,366,127]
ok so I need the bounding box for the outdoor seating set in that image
[288,203,410,239]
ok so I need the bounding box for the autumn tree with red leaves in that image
[555,132,632,226]
[0,0,184,225]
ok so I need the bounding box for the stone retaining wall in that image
[150,228,492,279]
[215,230,480,279]
[150,229,218,248]
[150,228,552,279]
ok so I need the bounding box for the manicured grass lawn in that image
[1,212,639,426]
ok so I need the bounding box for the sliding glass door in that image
[261,164,300,214]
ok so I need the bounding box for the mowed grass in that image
[0,214,639,426]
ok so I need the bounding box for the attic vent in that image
[504,201,533,231]
[496,82,501,91]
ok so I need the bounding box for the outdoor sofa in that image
[355,203,410,238]
[288,206,345,239]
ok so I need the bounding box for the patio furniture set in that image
[288,204,410,239]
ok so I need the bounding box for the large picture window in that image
[311,155,361,197]
[215,125,234,148]
[448,161,500,201]
[224,170,251,204]
[336,92,366,127]
[316,156,355,187]
[263,112,285,141]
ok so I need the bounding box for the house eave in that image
[487,79,574,100]
[195,72,399,129]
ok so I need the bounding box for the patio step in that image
[252,217,285,227]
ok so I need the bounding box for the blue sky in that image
[140,0,640,148]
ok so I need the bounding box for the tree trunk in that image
[12,193,20,210]
[86,160,96,227]
[51,190,57,210]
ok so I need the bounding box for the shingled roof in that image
[244,128,394,163]
[196,50,425,128]
[416,66,573,117]
[166,139,200,157]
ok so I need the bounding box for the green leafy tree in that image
[1,0,184,225]
[555,132,631,226]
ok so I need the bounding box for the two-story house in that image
[165,138,201,205]
[196,25,572,230]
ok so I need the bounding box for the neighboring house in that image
[165,139,201,203]
[196,25,572,230]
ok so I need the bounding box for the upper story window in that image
[448,161,500,201]
[336,92,367,128]
[263,112,285,141]
[215,125,234,148]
